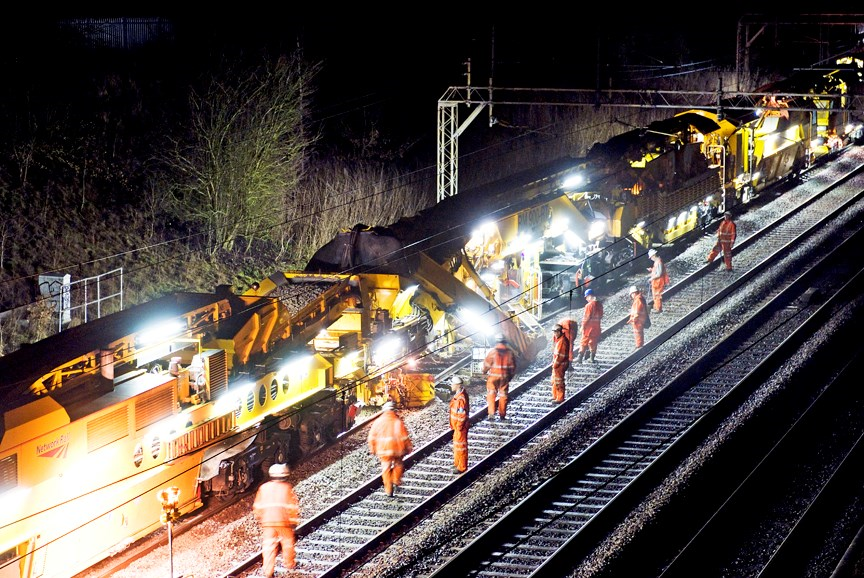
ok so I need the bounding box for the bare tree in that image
[164,52,320,255]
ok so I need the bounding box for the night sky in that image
[2,12,860,156]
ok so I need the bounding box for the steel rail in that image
[221,152,864,577]
[428,178,864,577]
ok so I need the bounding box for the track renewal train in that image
[536,57,864,295]
[307,55,864,306]
[0,268,518,578]
[2,55,864,578]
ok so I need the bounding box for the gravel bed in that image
[78,151,864,578]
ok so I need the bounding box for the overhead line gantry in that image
[437,85,864,202]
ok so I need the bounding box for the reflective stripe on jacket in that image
[718,219,736,244]
[482,344,516,380]
[552,333,570,369]
[368,410,413,458]
[629,293,648,325]
[584,299,603,324]
[253,480,299,528]
[449,389,469,432]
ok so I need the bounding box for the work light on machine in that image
[137,319,186,346]
[457,307,496,337]
[546,216,569,238]
[214,392,243,414]
[372,336,402,367]
[561,172,584,189]
[564,230,584,251]
[278,354,313,382]
[469,221,497,246]
[504,232,532,256]
[588,219,606,241]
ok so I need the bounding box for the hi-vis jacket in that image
[449,388,469,432]
[628,292,648,327]
[368,410,413,459]
[552,332,571,371]
[253,480,300,528]
[649,257,669,284]
[717,218,737,245]
[482,343,517,380]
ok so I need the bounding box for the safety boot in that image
[576,350,584,364]
[590,351,596,363]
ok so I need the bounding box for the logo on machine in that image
[37,433,70,458]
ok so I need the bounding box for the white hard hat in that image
[629,285,639,294]
[268,463,290,479]
[450,375,464,386]
[494,333,507,343]
[648,249,657,257]
[382,401,396,411]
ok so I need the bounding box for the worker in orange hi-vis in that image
[558,317,578,362]
[448,375,470,474]
[626,285,649,350]
[253,463,300,578]
[482,333,517,420]
[577,288,603,364]
[551,324,571,403]
[367,401,413,497]
[706,211,737,271]
[647,248,670,312]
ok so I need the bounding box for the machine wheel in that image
[263,442,289,469]
[274,443,289,464]
[234,457,252,493]
[300,414,327,453]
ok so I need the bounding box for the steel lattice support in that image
[436,102,458,203]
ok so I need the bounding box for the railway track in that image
[218,149,864,577]
[654,330,864,578]
[430,182,864,577]
[70,353,475,578]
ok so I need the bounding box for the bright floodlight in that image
[372,336,401,367]
[588,219,606,241]
[561,173,584,189]
[564,230,584,249]
[138,320,185,345]
[458,307,496,337]
[279,354,313,381]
